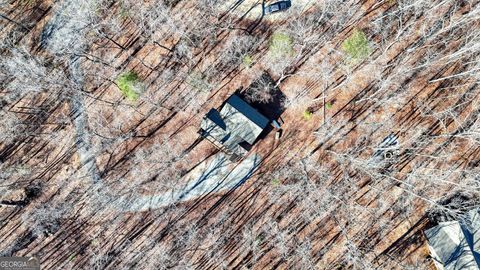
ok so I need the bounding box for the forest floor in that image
[1,0,479,269]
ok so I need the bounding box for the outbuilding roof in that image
[425,208,480,270]
[200,94,269,156]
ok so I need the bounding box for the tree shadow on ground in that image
[374,215,431,267]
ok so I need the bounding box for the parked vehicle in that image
[264,0,291,14]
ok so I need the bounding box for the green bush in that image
[242,55,253,68]
[342,29,371,63]
[269,32,294,58]
[303,110,313,121]
[116,71,142,101]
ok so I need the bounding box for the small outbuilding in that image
[199,94,270,161]
[425,208,480,270]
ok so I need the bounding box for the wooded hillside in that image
[1,0,479,269]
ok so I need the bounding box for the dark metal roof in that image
[225,95,270,130]
[200,94,269,155]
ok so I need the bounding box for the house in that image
[425,208,480,270]
[199,94,270,161]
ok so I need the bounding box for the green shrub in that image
[342,29,371,63]
[325,102,333,109]
[242,55,253,68]
[116,71,142,101]
[303,110,313,120]
[269,32,294,58]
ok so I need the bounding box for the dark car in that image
[264,1,291,14]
